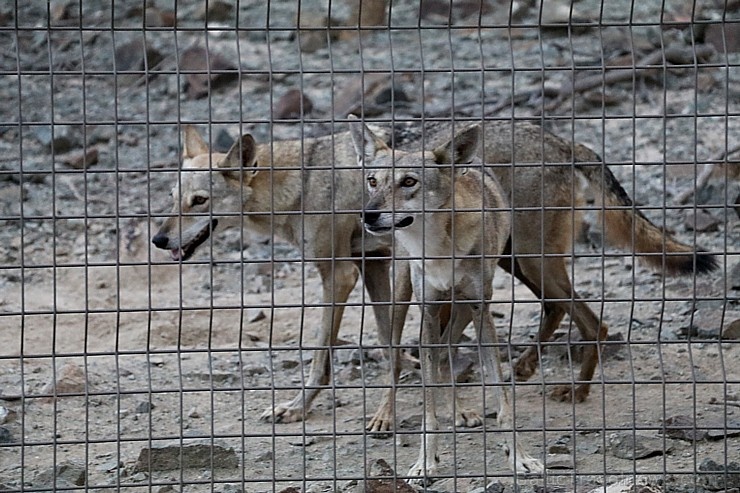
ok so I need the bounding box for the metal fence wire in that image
[0,0,738,492]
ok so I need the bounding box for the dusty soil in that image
[0,1,738,492]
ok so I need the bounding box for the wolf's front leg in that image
[473,302,544,475]
[407,303,442,485]
[261,261,358,423]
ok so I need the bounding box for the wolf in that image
[151,125,394,424]
[357,119,718,433]
[352,119,544,480]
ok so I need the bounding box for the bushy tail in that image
[575,151,718,276]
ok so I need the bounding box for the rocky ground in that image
[0,0,738,492]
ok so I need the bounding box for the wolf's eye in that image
[191,195,208,206]
[367,177,377,188]
[401,177,417,188]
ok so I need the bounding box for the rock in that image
[274,89,314,120]
[295,13,340,53]
[59,147,98,169]
[0,426,13,444]
[134,441,239,472]
[730,262,740,291]
[608,432,671,460]
[214,129,235,153]
[684,208,720,232]
[361,459,416,493]
[427,476,479,492]
[32,461,86,487]
[661,415,708,441]
[195,0,234,23]
[722,319,740,339]
[0,406,15,425]
[114,38,164,85]
[698,458,740,490]
[467,482,505,493]
[136,401,154,414]
[246,308,266,323]
[547,435,572,454]
[546,454,575,469]
[333,73,412,118]
[32,125,80,154]
[179,46,238,100]
[40,362,86,403]
[549,330,625,362]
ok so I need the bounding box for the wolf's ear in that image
[182,125,210,160]
[348,115,388,166]
[433,124,481,164]
[221,134,258,181]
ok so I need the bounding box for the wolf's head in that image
[152,126,258,261]
[348,116,481,236]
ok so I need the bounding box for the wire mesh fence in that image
[0,0,738,492]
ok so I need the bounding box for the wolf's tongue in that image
[170,248,182,261]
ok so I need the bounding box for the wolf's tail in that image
[575,145,718,276]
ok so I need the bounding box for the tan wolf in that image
[352,119,544,480]
[151,125,394,424]
[356,120,718,433]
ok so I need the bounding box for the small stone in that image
[730,262,740,291]
[279,359,300,370]
[296,14,339,53]
[0,426,13,444]
[246,309,266,323]
[684,208,720,232]
[40,362,86,403]
[59,147,98,169]
[661,415,708,441]
[467,482,506,493]
[361,459,416,493]
[134,442,239,472]
[188,408,201,418]
[545,454,575,469]
[721,319,740,340]
[0,406,16,425]
[195,0,234,23]
[275,89,314,120]
[32,461,86,487]
[96,460,122,473]
[608,432,672,460]
[114,38,164,85]
[136,401,154,414]
[33,125,80,154]
[698,458,740,490]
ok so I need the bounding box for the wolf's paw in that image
[513,351,539,381]
[504,444,544,475]
[260,402,306,424]
[455,409,483,428]
[406,456,439,486]
[549,384,590,403]
[366,403,394,437]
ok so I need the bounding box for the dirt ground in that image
[0,1,738,492]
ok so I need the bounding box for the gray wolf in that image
[352,118,545,481]
[151,125,394,424]
[360,120,718,433]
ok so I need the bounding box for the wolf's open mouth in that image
[170,219,219,261]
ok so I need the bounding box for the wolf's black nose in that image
[363,211,380,225]
[152,233,169,249]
